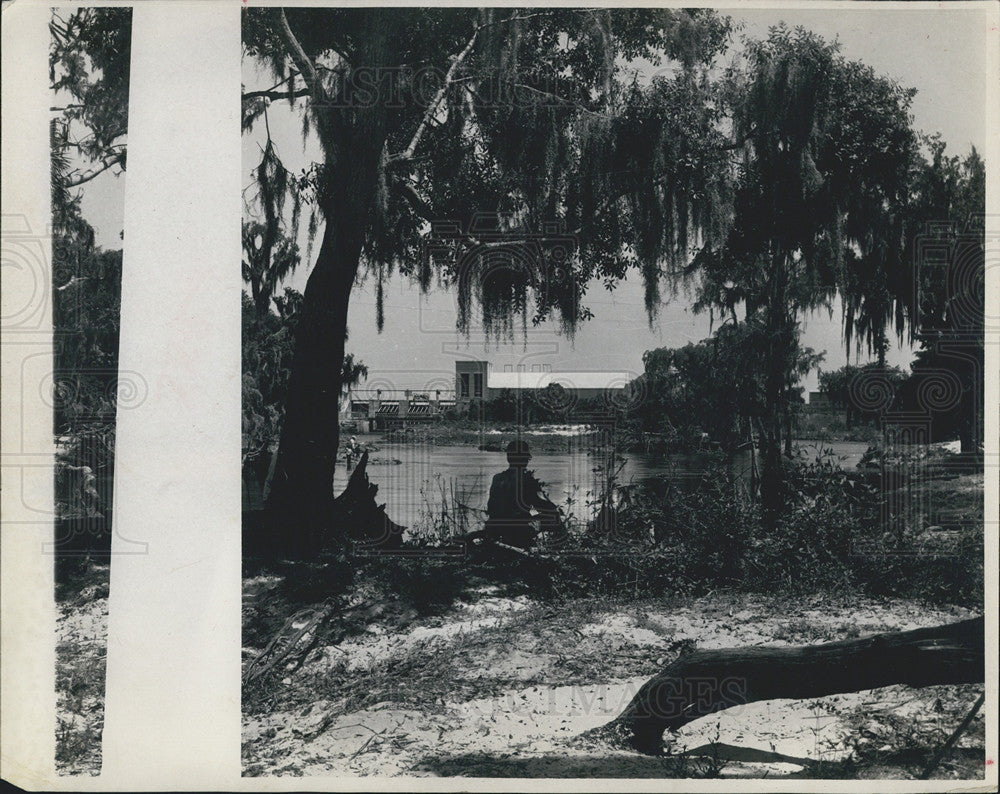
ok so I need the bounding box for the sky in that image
[83,6,993,397]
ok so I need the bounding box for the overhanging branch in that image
[277,8,323,103]
[64,151,125,187]
[243,88,313,103]
[389,26,480,165]
[242,71,311,103]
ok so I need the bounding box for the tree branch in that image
[387,9,605,166]
[241,72,305,103]
[476,9,589,33]
[65,136,127,154]
[511,83,611,119]
[242,88,313,103]
[277,8,323,103]
[569,169,676,238]
[388,26,480,165]
[392,178,436,223]
[64,152,125,188]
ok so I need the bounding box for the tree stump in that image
[333,451,405,550]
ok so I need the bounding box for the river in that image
[332,438,872,532]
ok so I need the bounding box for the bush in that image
[542,453,983,606]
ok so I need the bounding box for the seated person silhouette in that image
[484,440,561,550]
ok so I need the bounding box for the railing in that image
[347,389,458,400]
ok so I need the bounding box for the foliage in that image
[895,144,985,451]
[818,362,908,428]
[688,25,918,522]
[50,7,131,518]
[50,8,131,191]
[630,321,821,455]
[52,242,122,519]
[52,245,123,433]
[479,389,522,424]
[539,450,981,606]
[242,220,301,321]
[478,382,610,424]
[242,292,295,465]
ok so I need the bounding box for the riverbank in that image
[794,411,884,444]
[240,437,983,777]
[345,414,932,456]
[355,420,602,454]
[326,436,894,537]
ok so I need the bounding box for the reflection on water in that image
[333,439,872,532]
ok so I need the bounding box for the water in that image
[333,438,872,532]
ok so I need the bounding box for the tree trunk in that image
[783,403,793,457]
[876,330,888,369]
[758,265,792,528]
[263,220,358,558]
[958,358,980,454]
[603,617,984,755]
[758,419,783,528]
[746,420,759,496]
[260,15,391,557]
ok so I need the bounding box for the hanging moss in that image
[243,8,739,342]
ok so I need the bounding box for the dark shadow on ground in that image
[414,742,821,778]
[412,745,985,779]
[413,752,687,778]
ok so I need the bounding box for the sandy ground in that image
[242,589,983,778]
[55,570,109,776]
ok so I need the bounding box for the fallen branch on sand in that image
[243,598,391,686]
[595,616,984,755]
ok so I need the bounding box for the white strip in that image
[0,2,57,786]
[102,3,241,787]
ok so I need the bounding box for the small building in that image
[455,360,489,402]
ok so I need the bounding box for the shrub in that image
[552,452,983,606]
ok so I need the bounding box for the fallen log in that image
[603,616,984,755]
